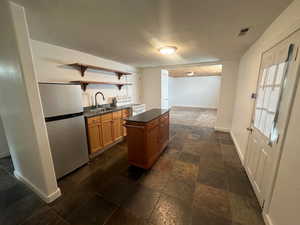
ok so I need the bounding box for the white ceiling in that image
[15,0,292,67]
[169,64,222,77]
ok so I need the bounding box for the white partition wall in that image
[168,76,221,109]
[0,117,9,158]
[0,1,60,202]
[161,70,169,109]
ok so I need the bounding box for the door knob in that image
[247,127,253,133]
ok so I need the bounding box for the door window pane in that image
[263,87,272,109]
[266,65,277,85]
[260,69,267,86]
[264,113,275,137]
[275,62,286,85]
[254,109,262,128]
[255,63,285,137]
[256,87,265,108]
[268,87,281,113]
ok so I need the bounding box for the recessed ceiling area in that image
[13,0,293,67]
[168,64,222,77]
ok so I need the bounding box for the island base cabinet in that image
[125,111,169,169]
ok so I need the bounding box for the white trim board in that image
[214,126,230,132]
[263,212,275,225]
[230,131,245,165]
[171,105,218,110]
[14,170,61,203]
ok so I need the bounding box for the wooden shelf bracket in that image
[79,65,88,77]
[71,80,132,92]
[67,63,131,79]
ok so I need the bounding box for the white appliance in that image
[39,83,89,179]
[132,104,146,116]
[115,95,146,116]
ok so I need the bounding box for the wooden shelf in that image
[71,80,133,91]
[67,63,132,79]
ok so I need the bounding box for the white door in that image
[245,30,300,209]
[161,70,169,109]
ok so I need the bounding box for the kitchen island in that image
[125,108,170,169]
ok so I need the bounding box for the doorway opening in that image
[166,64,223,128]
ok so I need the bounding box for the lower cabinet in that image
[86,108,130,155]
[101,120,114,147]
[87,123,103,154]
[113,119,123,141]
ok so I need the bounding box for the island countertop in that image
[126,108,169,123]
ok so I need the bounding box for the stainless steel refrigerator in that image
[39,83,89,179]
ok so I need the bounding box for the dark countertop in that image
[125,108,169,123]
[84,104,133,118]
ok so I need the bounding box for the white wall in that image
[231,0,300,158]
[31,40,141,107]
[0,1,60,202]
[168,76,221,109]
[141,68,162,110]
[230,1,300,225]
[0,117,9,158]
[215,60,239,132]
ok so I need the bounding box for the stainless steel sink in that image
[89,107,114,113]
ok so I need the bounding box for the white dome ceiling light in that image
[159,46,177,55]
[187,72,194,76]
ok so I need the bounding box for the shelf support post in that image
[117,73,123,80]
[81,83,88,91]
[117,84,123,90]
[79,65,87,77]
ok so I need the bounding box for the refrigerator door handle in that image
[45,112,83,122]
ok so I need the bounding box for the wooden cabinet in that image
[113,119,123,141]
[101,121,114,146]
[125,111,169,169]
[86,108,131,155]
[87,123,103,153]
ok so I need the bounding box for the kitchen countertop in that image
[84,104,133,118]
[125,108,169,123]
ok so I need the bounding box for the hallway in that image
[170,107,217,128]
[0,110,264,225]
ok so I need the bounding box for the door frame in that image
[244,28,300,213]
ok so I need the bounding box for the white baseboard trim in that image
[214,126,230,132]
[263,212,275,225]
[230,131,244,165]
[172,105,218,110]
[0,151,10,158]
[14,170,61,203]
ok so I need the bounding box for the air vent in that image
[239,27,250,36]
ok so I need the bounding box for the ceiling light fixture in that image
[187,72,194,76]
[159,46,177,55]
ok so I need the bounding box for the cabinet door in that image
[87,124,103,154]
[101,121,114,147]
[113,119,123,140]
[147,125,159,157]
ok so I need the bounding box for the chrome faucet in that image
[95,91,105,107]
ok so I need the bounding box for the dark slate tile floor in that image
[0,123,265,225]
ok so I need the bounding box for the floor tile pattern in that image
[0,114,264,225]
